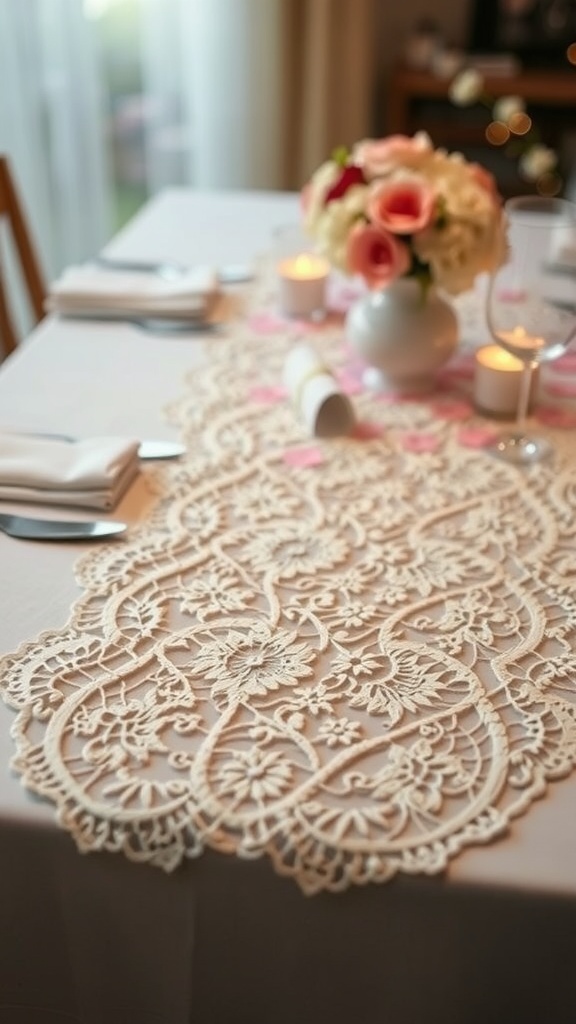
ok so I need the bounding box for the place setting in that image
[0,429,187,540]
[45,253,255,334]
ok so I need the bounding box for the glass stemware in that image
[486,195,576,464]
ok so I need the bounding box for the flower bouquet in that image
[302,133,508,393]
[301,132,507,296]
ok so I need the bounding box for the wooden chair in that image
[0,155,47,359]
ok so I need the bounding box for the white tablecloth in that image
[0,189,575,1024]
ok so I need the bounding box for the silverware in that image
[137,440,185,460]
[94,256,254,284]
[0,512,127,541]
[546,298,576,313]
[544,261,576,277]
[59,313,223,334]
[6,432,186,461]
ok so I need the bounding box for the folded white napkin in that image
[0,434,140,510]
[46,263,219,318]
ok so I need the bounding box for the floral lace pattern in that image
[1,280,576,894]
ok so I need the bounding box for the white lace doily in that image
[1,280,576,894]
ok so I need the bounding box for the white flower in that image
[312,184,367,270]
[448,68,483,106]
[519,144,557,181]
[493,94,525,124]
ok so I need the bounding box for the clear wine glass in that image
[486,195,576,464]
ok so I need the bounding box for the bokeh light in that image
[486,121,510,146]
[536,172,563,197]
[508,112,532,135]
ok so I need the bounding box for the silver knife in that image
[137,440,185,460]
[59,313,223,334]
[0,512,127,541]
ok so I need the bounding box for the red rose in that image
[324,164,365,205]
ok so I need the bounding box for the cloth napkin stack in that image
[0,434,141,510]
[46,264,219,319]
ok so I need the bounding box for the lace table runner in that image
[2,280,576,894]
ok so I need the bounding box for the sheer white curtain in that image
[0,0,377,294]
[0,0,198,284]
[0,0,110,281]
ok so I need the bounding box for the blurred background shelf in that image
[386,64,576,197]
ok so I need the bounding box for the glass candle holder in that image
[274,224,329,320]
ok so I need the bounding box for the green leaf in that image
[331,145,350,167]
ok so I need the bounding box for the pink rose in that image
[368,179,436,235]
[346,222,411,289]
[353,133,432,178]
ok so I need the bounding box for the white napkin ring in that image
[283,344,356,437]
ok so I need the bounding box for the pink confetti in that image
[457,425,500,448]
[374,388,432,404]
[495,288,527,302]
[327,279,366,314]
[399,431,441,453]
[542,379,576,398]
[283,446,325,468]
[429,399,473,421]
[351,420,384,440]
[248,311,287,333]
[549,352,576,374]
[535,406,576,428]
[249,385,287,404]
[437,361,475,382]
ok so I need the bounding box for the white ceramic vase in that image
[346,278,459,394]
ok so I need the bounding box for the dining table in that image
[0,187,575,1024]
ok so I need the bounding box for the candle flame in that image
[478,344,524,371]
[280,252,328,280]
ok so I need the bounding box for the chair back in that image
[0,156,47,359]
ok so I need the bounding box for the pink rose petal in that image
[457,425,500,448]
[375,389,431,404]
[548,352,576,374]
[283,446,325,468]
[351,420,384,440]
[535,406,576,428]
[542,379,576,398]
[248,311,287,333]
[437,363,475,383]
[249,385,287,404]
[495,288,527,302]
[429,399,473,421]
[399,431,441,453]
[327,278,367,314]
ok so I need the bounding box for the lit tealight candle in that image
[277,252,329,319]
[474,343,538,419]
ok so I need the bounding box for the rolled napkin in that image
[46,263,219,319]
[283,344,356,437]
[0,434,140,510]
